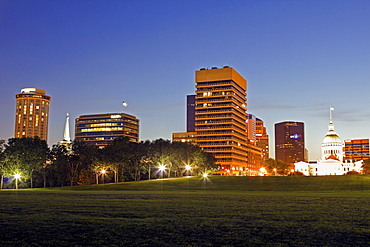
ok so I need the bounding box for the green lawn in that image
[1,176,370,246]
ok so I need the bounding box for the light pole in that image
[101,169,106,184]
[273,168,277,176]
[185,164,192,177]
[158,164,166,179]
[14,173,21,190]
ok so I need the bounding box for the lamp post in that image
[14,173,21,190]
[101,169,106,184]
[273,168,277,176]
[158,164,166,179]
[185,164,192,177]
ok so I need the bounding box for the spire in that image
[328,106,335,132]
[63,113,71,143]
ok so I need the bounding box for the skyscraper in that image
[195,66,250,174]
[275,121,305,164]
[75,113,139,148]
[255,117,269,161]
[14,88,51,141]
[186,95,196,132]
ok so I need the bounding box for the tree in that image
[3,137,50,188]
[103,136,131,183]
[361,158,370,174]
[0,140,5,189]
[50,144,71,186]
[262,158,290,176]
[68,140,97,186]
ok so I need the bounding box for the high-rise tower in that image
[14,88,51,141]
[195,66,250,174]
[275,121,305,164]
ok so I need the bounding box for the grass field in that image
[1,175,370,246]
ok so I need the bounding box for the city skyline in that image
[1,1,370,160]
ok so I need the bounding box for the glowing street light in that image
[202,173,208,178]
[185,164,192,176]
[14,173,21,190]
[273,168,277,176]
[101,169,106,184]
[158,164,166,178]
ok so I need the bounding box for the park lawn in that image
[1,176,370,246]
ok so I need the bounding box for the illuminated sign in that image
[110,115,121,119]
[290,134,300,139]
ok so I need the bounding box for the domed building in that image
[294,107,363,176]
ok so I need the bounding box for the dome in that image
[322,121,341,145]
[322,133,341,144]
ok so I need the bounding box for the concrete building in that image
[75,113,139,148]
[14,88,51,141]
[195,66,252,175]
[172,132,196,144]
[275,121,305,164]
[344,139,370,162]
[255,117,269,161]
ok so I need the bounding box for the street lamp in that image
[273,168,277,176]
[158,164,166,178]
[185,164,192,176]
[101,169,106,184]
[14,173,21,190]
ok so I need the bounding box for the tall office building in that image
[186,95,196,132]
[255,117,269,161]
[14,88,51,141]
[343,139,370,162]
[195,66,250,174]
[275,121,305,164]
[247,114,257,143]
[75,113,139,148]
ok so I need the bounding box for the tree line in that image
[0,137,217,189]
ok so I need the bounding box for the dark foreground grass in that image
[1,176,370,246]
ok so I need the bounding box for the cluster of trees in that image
[0,137,217,189]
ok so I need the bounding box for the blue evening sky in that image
[1,0,370,160]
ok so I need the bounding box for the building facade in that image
[295,110,363,175]
[75,113,139,148]
[275,121,305,164]
[343,139,370,162]
[195,66,251,175]
[255,117,269,161]
[14,88,51,141]
[186,95,196,132]
[172,132,196,144]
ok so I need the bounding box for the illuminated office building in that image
[255,117,269,161]
[172,132,196,144]
[14,88,51,141]
[275,121,305,164]
[75,113,139,148]
[344,139,370,162]
[195,66,251,175]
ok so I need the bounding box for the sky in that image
[1,0,370,160]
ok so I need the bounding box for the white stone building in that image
[294,108,363,176]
